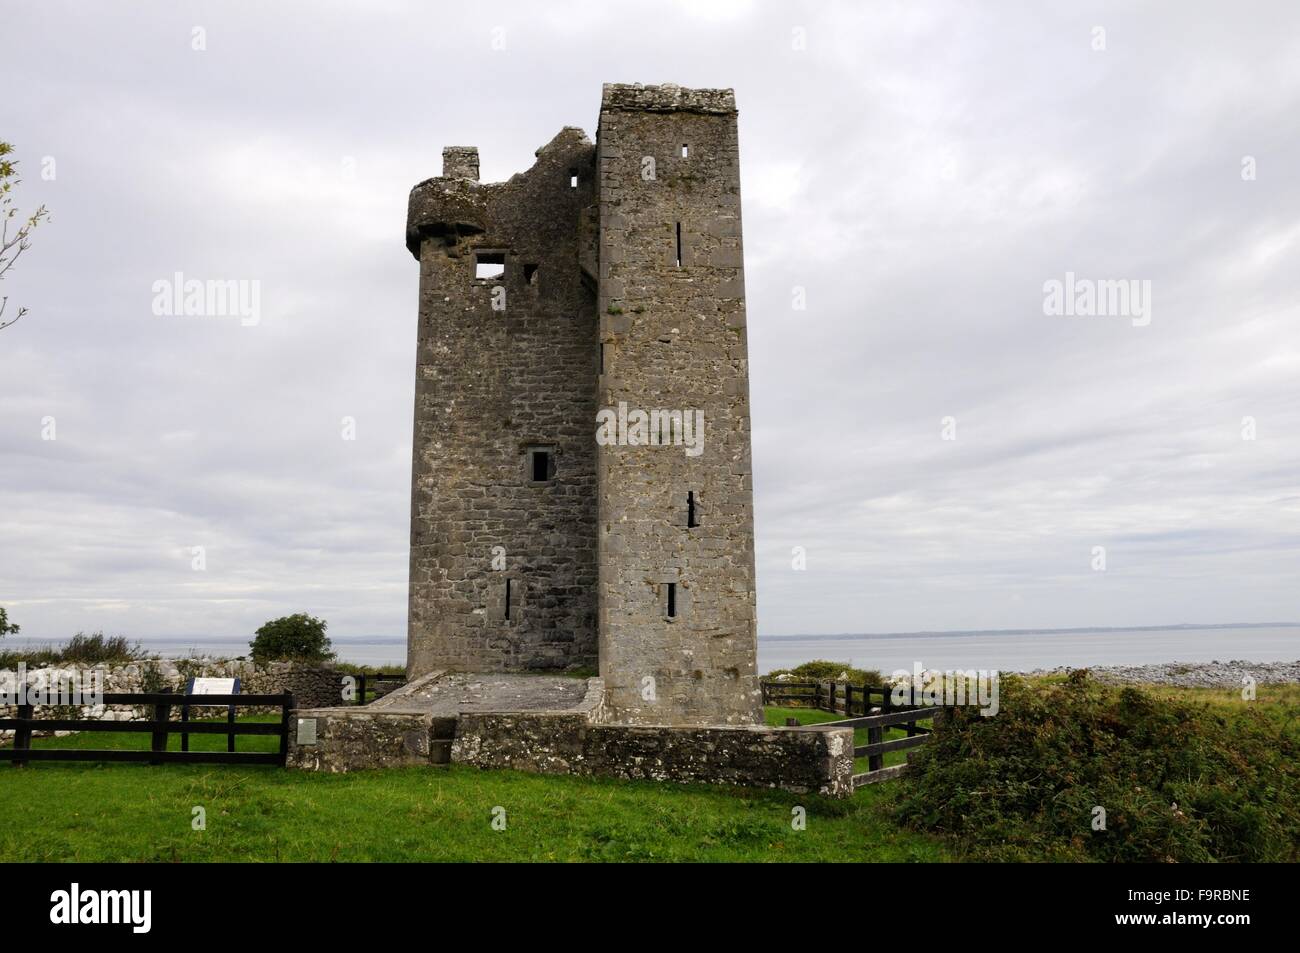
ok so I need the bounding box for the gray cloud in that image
[2,0,1298,646]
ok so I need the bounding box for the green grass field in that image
[0,712,947,863]
[4,682,1286,863]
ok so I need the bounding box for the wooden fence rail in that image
[761,679,901,716]
[0,688,294,767]
[760,678,947,786]
[353,673,406,706]
[822,707,947,786]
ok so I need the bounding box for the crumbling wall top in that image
[405,127,593,260]
[600,82,736,115]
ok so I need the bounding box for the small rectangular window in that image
[681,144,688,158]
[675,222,682,267]
[569,169,579,188]
[530,449,553,482]
[524,264,538,285]
[475,252,505,280]
[687,491,699,528]
[505,579,513,621]
[665,582,677,619]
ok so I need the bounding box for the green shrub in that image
[0,631,144,667]
[250,613,334,664]
[766,660,884,686]
[892,671,1300,862]
[173,655,213,682]
[332,662,406,677]
[57,632,145,663]
[139,659,167,695]
[0,644,59,667]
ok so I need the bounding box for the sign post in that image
[183,677,241,753]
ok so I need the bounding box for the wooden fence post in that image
[150,688,173,765]
[868,723,884,772]
[358,673,367,706]
[180,701,190,752]
[14,703,33,768]
[279,693,294,766]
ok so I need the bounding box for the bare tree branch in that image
[0,141,47,332]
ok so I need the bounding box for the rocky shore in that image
[1022,659,1300,688]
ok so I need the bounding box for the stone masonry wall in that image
[286,709,446,772]
[406,129,600,675]
[284,675,853,797]
[241,662,342,709]
[595,84,762,725]
[0,659,342,738]
[403,83,763,726]
[452,713,853,797]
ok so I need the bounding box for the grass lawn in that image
[5,684,1284,862]
[0,713,949,862]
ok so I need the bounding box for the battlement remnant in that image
[441,146,480,181]
[405,83,760,726]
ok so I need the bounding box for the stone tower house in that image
[405,83,760,725]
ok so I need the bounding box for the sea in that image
[758,624,1300,674]
[7,624,1298,673]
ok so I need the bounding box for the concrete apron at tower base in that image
[285,671,855,798]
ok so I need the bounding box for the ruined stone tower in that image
[406,83,760,726]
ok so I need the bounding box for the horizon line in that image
[8,620,1300,646]
[761,621,1300,641]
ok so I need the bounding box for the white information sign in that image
[190,677,238,696]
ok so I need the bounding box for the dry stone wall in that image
[0,659,343,738]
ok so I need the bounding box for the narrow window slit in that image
[569,169,579,188]
[505,579,513,621]
[687,491,698,528]
[681,144,688,158]
[675,222,682,267]
[666,582,677,619]
[531,449,553,482]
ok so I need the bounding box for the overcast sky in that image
[2,0,1298,646]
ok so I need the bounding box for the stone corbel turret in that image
[405,146,489,259]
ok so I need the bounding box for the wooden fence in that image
[352,673,406,706]
[761,678,946,787]
[832,706,945,787]
[761,679,905,717]
[0,688,294,767]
